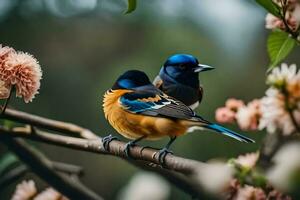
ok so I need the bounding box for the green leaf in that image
[124,0,137,14]
[268,31,296,69]
[255,0,281,17]
[0,153,19,176]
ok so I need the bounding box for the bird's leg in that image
[124,135,147,158]
[101,134,119,151]
[158,136,177,166]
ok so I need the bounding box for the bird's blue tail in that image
[204,123,255,143]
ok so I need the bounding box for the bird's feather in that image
[203,123,255,143]
[119,91,197,120]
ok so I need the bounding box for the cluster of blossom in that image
[265,0,300,34]
[224,152,292,200]
[226,179,291,200]
[11,180,68,200]
[215,98,261,131]
[0,45,42,103]
[259,64,300,135]
[216,63,300,136]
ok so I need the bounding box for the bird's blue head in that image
[112,70,152,90]
[162,54,214,87]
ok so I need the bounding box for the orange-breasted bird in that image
[102,70,254,164]
[153,54,214,110]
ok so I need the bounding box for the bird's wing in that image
[119,91,196,120]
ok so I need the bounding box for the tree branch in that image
[0,108,218,199]
[1,108,98,139]
[1,137,103,200]
[0,165,28,188]
[0,161,83,190]
[0,125,211,199]
[52,161,83,176]
[1,126,204,175]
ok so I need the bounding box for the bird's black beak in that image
[193,64,214,73]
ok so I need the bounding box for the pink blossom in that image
[0,44,15,65]
[265,2,300,31]
[11,180,37,200]
[34,188,68,200]
[1,51,42,103]
[265,13,285,29]
[236,100,261,131]
[267,189,292,200]
[0,45,15,96]
[235,152,259,169]
[215,107,236,124]
[248,99,261,110]
[0,79,10,99]
[225,98,245,111]
[234,185,266,200]
[236,107,256,130]
[223,179,240,200]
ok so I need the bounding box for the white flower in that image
[267,142,300,191]
[265,13,284,29]
[259,64,300,135]
[11,180,37,200]
[236,107,253,130]
[235,152,259,169]
[118,172,170,200]
[236,105,260,131]
[196,162,234,194]
[259,88,295,135]
[267,63,298,87]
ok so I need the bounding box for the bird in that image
[102,70,254,164]
[153,54,214,110]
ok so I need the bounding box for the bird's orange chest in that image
[102,90,188,140]
[103,89,150,139]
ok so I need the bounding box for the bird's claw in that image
[158,148,173,166]
[124,141,136,158]
[102,134,119,151]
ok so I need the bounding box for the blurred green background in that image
[0,0,299,199]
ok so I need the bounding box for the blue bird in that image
[153,54,214,110]
[103,70,254,164]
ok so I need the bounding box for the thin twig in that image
[288,109,300,133]
[0,161,83,190]
[1,108,98,139]
[2,138,103,200]
[52,161,83,176]
[0,165,28,188]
